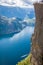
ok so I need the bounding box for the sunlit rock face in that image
[31,2,43,65]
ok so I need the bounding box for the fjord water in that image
[0,26,34,65]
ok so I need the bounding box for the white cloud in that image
[29,0,41,4]
[0,0,34,8]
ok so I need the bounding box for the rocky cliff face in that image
[31,3,43,65]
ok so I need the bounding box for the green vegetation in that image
[16,54,31,65]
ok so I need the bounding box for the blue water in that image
[0,26,34,65]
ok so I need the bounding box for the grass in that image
[16,54,31,65]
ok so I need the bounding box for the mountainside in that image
[0,5,35,19]
[17,54,31,65]
[0,15,35,36]
[0,16,25,35]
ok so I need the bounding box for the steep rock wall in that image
[31,3,43,65]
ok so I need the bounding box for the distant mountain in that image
[0,16,26,36]
[23,15,35,26]
[0,5,35,19]
[0,15,35,36]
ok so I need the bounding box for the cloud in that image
[0,0,34,8]
[29,0,41,3]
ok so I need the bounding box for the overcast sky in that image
[0,0,41,8]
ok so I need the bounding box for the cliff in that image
[31,2,43,65]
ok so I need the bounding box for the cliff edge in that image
[31,2,43,65]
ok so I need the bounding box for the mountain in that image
[23,15,35,26]
[0,5,35,19]
[0,15,35,36]
[0,16,26,36]
[17,54,31,65]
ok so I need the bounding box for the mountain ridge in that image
[0,5,35,19]
[0,15,35,36]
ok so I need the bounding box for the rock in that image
[31,2,43,65]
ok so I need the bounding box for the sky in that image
[0,0,41,8]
